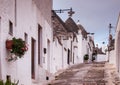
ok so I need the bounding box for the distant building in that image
[52,10,96,73]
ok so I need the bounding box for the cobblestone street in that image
[48,62,120,85]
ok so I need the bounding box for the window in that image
[24,33,28,44]
[9,20,13,35]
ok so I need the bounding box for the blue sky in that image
[53,0,120,47]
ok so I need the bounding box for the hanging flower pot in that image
[6,37,28,61]
[6,40,13,49]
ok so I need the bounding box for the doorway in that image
[47,40,50,71]
[38,24,42,65]
[31,38,36,79]
[67,49,70,64]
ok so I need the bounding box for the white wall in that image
[0,0,53,84]
[52,38,63,73]
[0,14,2,79]
[115,14,120,72]
[109,50,116,66]
[77,34,84,63]
[96,54,108,62]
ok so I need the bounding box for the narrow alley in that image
[0,0,120,85]
[48,62,120,85]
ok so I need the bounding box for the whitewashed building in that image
[115,13,120,72]
[0,0,53,85]
[77,23,95,63]
[52,12,80,73]
[65,17,79,65]
[87,35,95,61]
[0,0,96,84]
[52,10,68,73]
[52,11,96,74]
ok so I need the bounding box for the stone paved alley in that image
[47,62,120,85]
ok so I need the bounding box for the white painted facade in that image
[76,32,83,63]
[108,50,116,65]
[52,34,75,73]
[52,37,63,73]
[0,1,96,84]
[96,54,108,62]
[0,0,53,85]
[115,14,120,72]
[77,25,95,63]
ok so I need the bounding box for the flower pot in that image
[6,40,13,49]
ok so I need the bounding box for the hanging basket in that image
[6,40,13,49]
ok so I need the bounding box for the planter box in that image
[6,40,13,49]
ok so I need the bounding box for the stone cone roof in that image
[65,17,79,33]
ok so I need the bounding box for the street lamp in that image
[108,23,114,62]
[53,7,75,17]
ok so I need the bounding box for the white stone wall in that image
[0,0,53,85]
[0,0,18,82]
[52,38,63,73]
[82,39,88,61]
[62,39,70,68]
[0,17,1,79]
[76,33,89,64]
[96,54,108,62]
[52,35,77,73]
[115,14,120,72]
[109,50,116,66]
[62,46,68,69]
[77,34,83,63]
[33,0,52,26]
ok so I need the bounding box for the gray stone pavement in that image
[46,62,120,85]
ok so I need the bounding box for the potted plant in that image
[0,75,19,85]
[0,80,4,85]
[6,40,13,49]
[6,37,28,61]
[92,53,97,62]
[84,54,89,63]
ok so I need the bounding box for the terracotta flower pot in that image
[6,40,13,49]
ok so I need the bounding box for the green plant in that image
[0,76,19,85]
[6,37,28,61]
[84,54,89,60]
[0,80,19,85]
[11,37,28,57]
[0,80,4,85]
